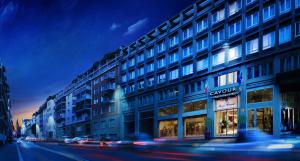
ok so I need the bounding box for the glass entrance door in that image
[248,107,273,134]
[216,109,238,135]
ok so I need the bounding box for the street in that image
[1,141,300,161]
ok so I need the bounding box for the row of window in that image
[122,0,299,69]
[122,22,300,78]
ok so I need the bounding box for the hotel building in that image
[119,0,300,139]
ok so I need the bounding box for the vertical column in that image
[273,56,281,137]
[135,108,139,135]
[177,84,184,140]
[239,65,247,132]
[207,75,214,138]
[153,92,159,138]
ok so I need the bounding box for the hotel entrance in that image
[214,95,239,136]
[281,91,300,134]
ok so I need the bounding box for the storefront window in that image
[184,100,207,112]
[247,88,273,103]
[216,109,238,135]
[159,106,178,116]
[159,120,178,137]
[184,116,206,137]
[248,109,254,128]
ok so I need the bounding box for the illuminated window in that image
[228,45,241,61]
[212,51,225,66]
[247,88,273,103]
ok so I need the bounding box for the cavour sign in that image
[209,87,239,97]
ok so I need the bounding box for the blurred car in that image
[199,129,297,152]
[17,138,22,144]
[63,137,73,144]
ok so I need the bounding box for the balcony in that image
[102,73,115,81]
[55,113,65,123]
[74,100,91,115]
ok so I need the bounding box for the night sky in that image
[0,0,194,125]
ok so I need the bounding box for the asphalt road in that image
[0,141,300,161]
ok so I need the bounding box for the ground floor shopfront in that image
[121,83,300,140]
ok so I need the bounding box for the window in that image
[121,63,126,70]
[246,38,259,55]
[184,100,207,112]
[121,75,127,82]
[279,25,291,44]
[212,8,225,24]
[158,73,166,84]
[169,34,179,47]
[263,4,275,22]
[214,71,238,87]
[183,27,193,40]
[263,31,275,50]
[197,17,208,32]
[129,84,135,92]
[227,71,238,85]
[184,116,206,137]
[158,57,166,68]
[129,58,135,67]
[147,63,154,72]
[109,119,115,128]
[129,71,135,79]
[158,41,166,53]
[212,29,225,45]
[280,0,291,14]
[147,77,154,87]
[229,0,242,16]
[247,88,273,103]
[138,67,144,76]
[212,51,225,66]
[246,0,256,5]
[169,69,179,80]
[197,37,208,51]
[297,0,300,8]
[137,53,144,62]
[138,81,144,89]
[182,64,194,76]
[228,45,241,61]
[229,20,241,37]
[182,45,193,58]
[147,48,154,58]
[169,52,179,63]
[295,22,300,37]
[215,74,226,87]
[197,58,208,71]
[246,12,259,29]
[159,120,178,137]
[248,62,273,79]
[159,106,178,116]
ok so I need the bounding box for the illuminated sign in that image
[209,87,239,97]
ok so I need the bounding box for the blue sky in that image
[0,0,194,124]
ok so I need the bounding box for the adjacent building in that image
[91,50,121,140]
[119,0,300,140]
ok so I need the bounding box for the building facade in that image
[119,0,300,140]
[55,91,66,140]
[91,50,121,140]
[0,65,13,143]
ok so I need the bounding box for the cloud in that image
[123,18,148,36]
[110,22,120,31]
